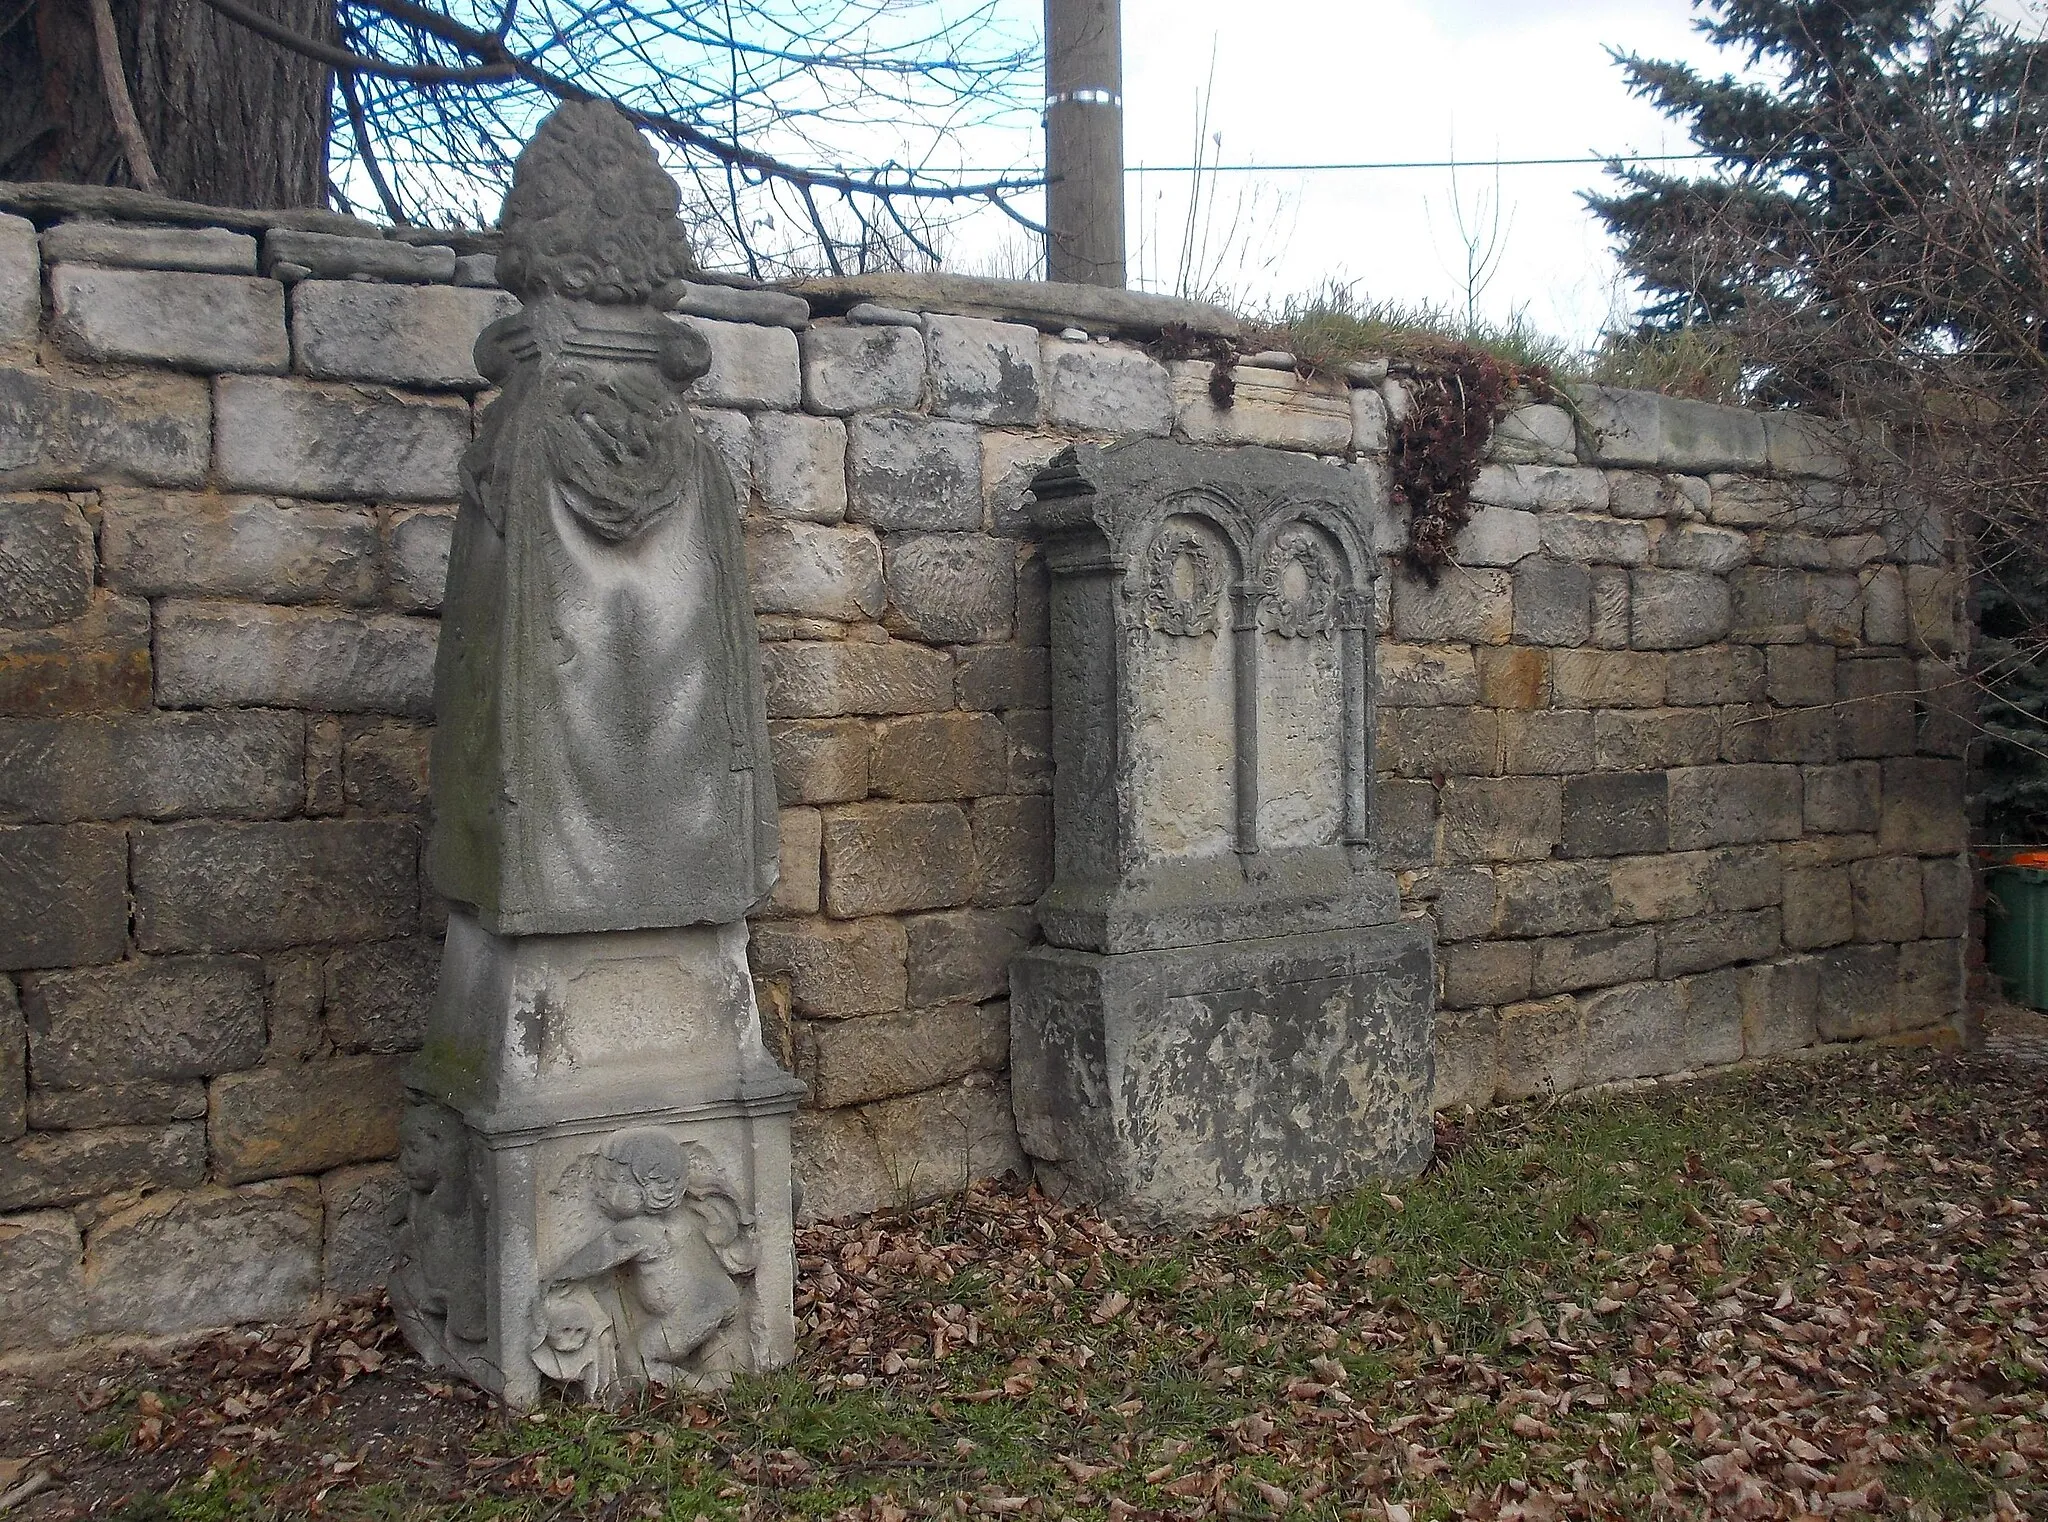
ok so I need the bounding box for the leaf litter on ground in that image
[0,1048,2043,1520]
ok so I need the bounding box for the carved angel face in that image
[399,1105,460,1191]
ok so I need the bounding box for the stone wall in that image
[0,194,1969,1358]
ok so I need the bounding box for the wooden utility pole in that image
[1044,0,1125,287]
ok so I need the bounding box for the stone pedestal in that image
[1012,439,1436,1220]
[396,916,803,1407]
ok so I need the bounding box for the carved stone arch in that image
[1123,491,1248,639]
[1252,519,1346,638]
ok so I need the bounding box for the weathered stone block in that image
[1501,710,1594,775]
[848,413,981,532]
[753,411,847,523]
[323,938,437,1053]
[0,823,126,971]
[84,1180,321,1334]
[321,1161,403,1298]
[1880,758,1966,853]
[1703,845,1784,912]
[1744,957,1820,1057]
[761,640,952,719]
[1904,564,1961,654]
[925,315,1042,425]
[1659,397,1768,471]
[1849,855,1923,942]
[0,365,210,489]
[1475,647,1548,710]
[133,819,417,953]
[1658,909,1781,978]
[27,1079,205,1130]
[768,717,869,804]
[768,805,823,918]
[1,981,20,1141]
[1429,867,1497,940]
[1668,764,1802,848]
[22,955,265,1086]
[0,1122,205,1211]
[1488,404,1576,464]
[291,281,514,388]
[1431,1007,1498,1109]
[156,601,438,716]
[341,719,430,811]
[1473,464,1610,513]
[982,431,1068,536]
[884,534,1015,642]
[1755,533,1839,570]
[0,1209,84,1347]
[1007,707,1051,792]
[905,906,1035,1006]
[1802,761,1881,833]
[822,802,974,916]
[1376,778,1439,868]
[1730,568,1808,643]
[954,645,1049,712]
[265,230,450,281]
[1455,506,1540,566]
[51,265,288,373]
[1512,558,1591,646]
[801,1003,990,1107]
[744,521,883,621]
[869,711,1007,802]
[1589,568,1631,649]
[1495,995,1582,1098]
[794,1072,1023,1222]
[1441,939,1532,1009]
[1376,706,1495,779]
[800,323,925,415]
[0,214,37,355]
[41,221,256,274]
[1037,337,1168,436]
[1540,515,1648,566]
[1805,573,1863,645]
[1441,776,1560,862]
[1580,980,1688,1083]
[102,490,381,604]
[1390,566,1513,644]
[1896,938,1962,1028]
[750,916,907,1017]
[1594,708,1721,770]
[1655,523,1747,574]
[1531,927,1657,996]
[1,495,95,628]
[1813,942,1898,1040]
[1609,852,1709,924]
[1377,643,1480,706]
[696,407,751,502]
[676,315,801,409]
[1550,650,1667,709]
[1608,470,1709,521]
[971,794,1050,907]
[1493,861,1614,937]
[1351,386,1390,452]
[1172,363,1351,451]
[1766,644,1835,708]
[1562,772,1669,858]
[1665,647,1763,707]
[381,507,451,612]
[1836,655,1917,759]
[214,376,467,500]
[1922,856,1970,938]
[1630,569,1732,650]
[1782,865,1853,950]
[1862,566,1908,646]
[209,1055,403,1183]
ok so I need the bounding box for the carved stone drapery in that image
[397,102,801,1409]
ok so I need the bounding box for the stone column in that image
[1010,440,1436,1221]
[391,102,802,1408]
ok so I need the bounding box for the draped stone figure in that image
[428,101,779,936]
[394,101,802,1409]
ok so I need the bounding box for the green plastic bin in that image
[1987,866,2048,1011]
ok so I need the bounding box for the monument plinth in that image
[1011,440,1436,1221]
[393,102,801,1407]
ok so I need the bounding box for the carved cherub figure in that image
[545,1129,753,1391]
[531,1286,619,1403]
[389,1102,488,1370]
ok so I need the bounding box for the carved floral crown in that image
[496,101,697,306]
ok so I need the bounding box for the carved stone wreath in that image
[1139,523,1227,636]
[1257,526,1341,637]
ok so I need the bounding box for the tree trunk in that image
[0,0,333,208]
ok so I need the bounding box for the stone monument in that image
[1011,439,1436,1221]
[393,102,802,1407]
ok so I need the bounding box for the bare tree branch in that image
[87,0,163,194]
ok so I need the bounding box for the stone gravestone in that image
[1011,439,1436,1220]
[392,102,803,1407]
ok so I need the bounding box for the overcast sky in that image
[933,0,1722,345]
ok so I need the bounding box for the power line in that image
[1122,152,1713,174]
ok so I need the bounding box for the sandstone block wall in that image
[0,197,1969,1357]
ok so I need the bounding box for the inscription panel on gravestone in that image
[1128,513,1237,863]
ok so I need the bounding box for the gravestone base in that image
[1010,919,1436,1222]
[393,913,803,1408]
